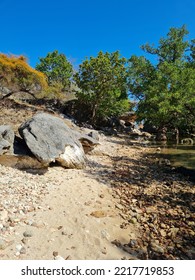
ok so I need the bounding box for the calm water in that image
[157,145,195,170]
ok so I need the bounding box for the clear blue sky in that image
[0,0,194,68]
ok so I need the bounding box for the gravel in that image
[109,147,195,260]
[0,164,57,237]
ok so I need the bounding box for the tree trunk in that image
[91,103,98,121]
[156,126,167,142]
[174,128,179,144]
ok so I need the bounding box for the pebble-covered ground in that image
[0,165,58,252]
[108,144,195,260]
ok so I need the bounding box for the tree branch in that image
[0,89,37,100]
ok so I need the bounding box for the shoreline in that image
[0,135,194,260]
[0,99,194,260]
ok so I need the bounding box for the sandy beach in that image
[0,134,140,260]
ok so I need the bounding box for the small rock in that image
[9,222,15,227]
[16,244,23,252]
[130,217,137,224]
[96,200,102,205]
[21,238,28,245]
[160,229,167,237]
[84,201,92,206]
[90,211,107,218]
[31,221,45,228]
[13,218,21,223]
[101,229,110,240]
[187,221,195,226]
[53,251,58,257]
[101,248,107,255]
[115,204,124,210]
[160,223,167,229]
[168,227,179,238]
[20,247,26,254]
[23,230,33,237]
[150,241,164,254]
[119,213,129,220]
[129,239,138,248]
[135,208,143,214]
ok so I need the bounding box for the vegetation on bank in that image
[0,54,47,99]
[74,51,130,123]
[128,25,195,138]
[0,25,195,136]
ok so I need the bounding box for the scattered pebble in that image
[53,251,58,257]
[110,146,195,260]
[23,230,33,237]
[90,211,107,218]
[16,244,23,252]
[20,247,26,254]
[150,242,164,254]
[101,229,110,240]
[21,238,28,245]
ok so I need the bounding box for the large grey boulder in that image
[18,113,86,168]
[0,125,14,155]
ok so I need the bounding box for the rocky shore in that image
[109,144,195,260]
[0,99,194,260]
[0,133,194,260]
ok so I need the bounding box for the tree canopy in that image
[128,25,195,134]
[0,54,47,99]
[35,50,73,89]
[74,51,130,123]
[1,26,195,135]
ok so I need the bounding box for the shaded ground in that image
[102,143,195,260]
[84,138,195,260]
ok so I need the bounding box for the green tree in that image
[128,26,195,136]
[74,51,130,123]
[0,53,47,99]
[36,50,73,89]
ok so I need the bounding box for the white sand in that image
[0,135,139,260]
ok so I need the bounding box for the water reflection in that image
[157,144,195,170]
